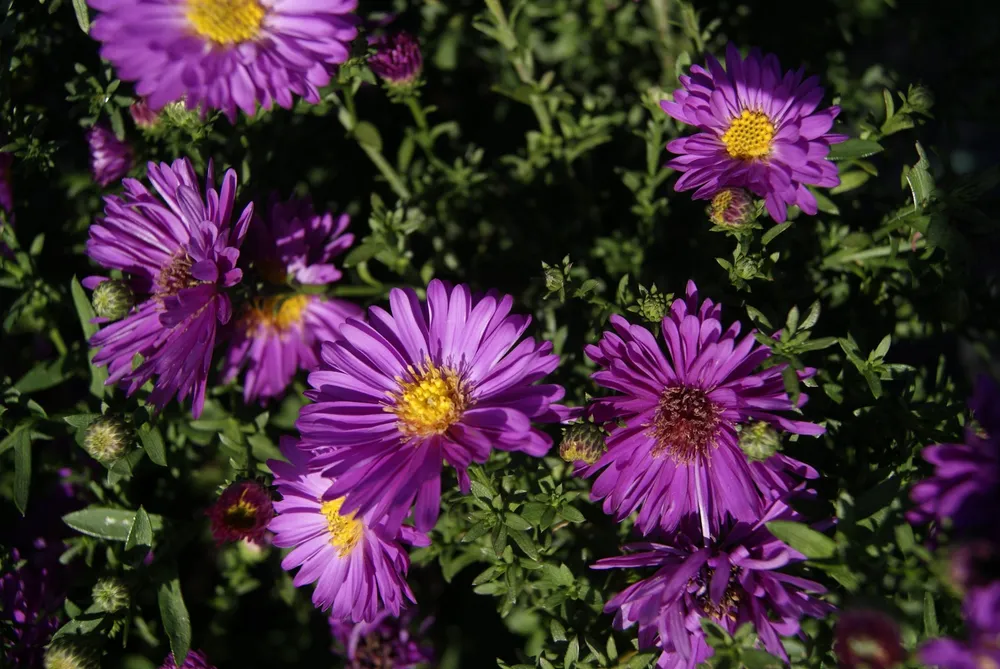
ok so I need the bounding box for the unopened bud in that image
[92,577,129,613]
[83,417,130,463]
[92,280,134,321]
[44,643,95,669]
[906,85,934,115]
[834,609,906,669]
[368,32,423,88]
[129,100,159,129]
[559,423,606,465]
[636,291,670,324]
[739,421,781,461]
[708,188,755,227]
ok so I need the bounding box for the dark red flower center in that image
[649,385,722,463]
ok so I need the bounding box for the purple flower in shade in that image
[834,609,907,669]
[0,550,64,668]
[0,152,12,212]
[159,649,217,669]
[85,158,251,418]
[86,124,133,188]
[296,279,572,533]
[330,609,435,668]
[268,437,424,620]
[206,480,274,545]
[921,584,1000,669]
[87,0,358,121]
[908,375,1000,538]
[660,43,848,222]
[221,196,363,404]
[368,32,423,86]
[582,280,824,537]
[594,499,832,669]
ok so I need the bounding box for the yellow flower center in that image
[721,109,774,160]
[320,498,363,557]
[709,189,733,223]
[244,295,311,335]
[223,497,259,531]
[392,361,467,438]
[187,0,266,45]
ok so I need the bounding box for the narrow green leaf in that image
[830,170,871,195]
[125,506,154,551]
[14,429,31,515]
[828,139,884,161]
[63,413,100,429]
[504,512,532,531]
[353,121,382,151]
[563,636,579,669]
[761,221,792,246]
[71,276,109,397]
[508,528,540,561]
[70,0,90,32]
[138,424,167,466]
[63,506,163,541]
[810,188,840,215]
[924,592,939,637]
[158,575,191,667]
[558,505,585,523]
[107,448,146,485]
[766,520,836,559]
[550,619,566,642]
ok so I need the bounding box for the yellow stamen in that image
[223,493,259,530]
[244,295,310,335]
[721,109,774,160]
[187,0,266,45]
[320,498,363,557]
[391,361,467,438]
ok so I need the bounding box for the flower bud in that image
[559,423,606,465]
[707,188,755,227]
[91,280,134,321]
[92,577,129,613]
[83,417,130,463]
[834,609,906,669]
[739,421,781,462]
[44,643,95,669]
[368,32,423,88]
[129,100,159,129]
[906,85,934,115]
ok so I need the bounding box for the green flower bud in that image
[907,85,934,115]
[92,577,129,613]
[44,643,95,669]
[91,280,134,321]
[739,421,781,462]
[559,422,606,465]
[636,292,670,323]
[83,417,130,463]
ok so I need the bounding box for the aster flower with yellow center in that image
[583,280,824,537]
[222,196,362,404]
[268,438,424,621]
[87,0,358,121]
[296,279,574,534]
[661,43,848,222]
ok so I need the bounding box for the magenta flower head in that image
[297,279,572,533]
[834,609,907,669]
[661,44,847,222]
[268,437,424,620]
[594,499,832,669]
[159,649,216,669]
[0,152,12,213]
[583,280,823,537]
[921,583,1000,669]
[86,124,133,187]
[222,196,363,404]
[368,32,423,86]
[206,480,274,545]
[908,375,1000,537]
[87,0,359,121]
[85,158,251,418]
[330,609,435,668]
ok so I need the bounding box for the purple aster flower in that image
[0,152,12,213]
[268,437,424,621]
[582,280,824,537]
[908,375,1000,537]
[206,480,274,545]
[368,32,423,86]
[296,279,572,533]
[87,0,359,121]
[661,44,848,222]
[330,609,435,668]
[86,124,133,188]
[594,500,832,669]
[85,158,252,418]
[221,196,363,404]
[159,649,217,669]
[920,583,1000,669]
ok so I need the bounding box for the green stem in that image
[403,96,452,173]
[336,88,412,201]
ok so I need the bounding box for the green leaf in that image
[761,221,792,246]
[558,505,585,523]
[353,121,383,151]
[810,188,840,215]
[71,276,109,397]
[125,506,154,551]
[563,637,579,669]
[158,575,191,668]
[508,528,540,561]
[15,358,68,393]
[70,0,90,32]
[107,448,146,485]
[138,424,167,466]
[924,592,939,637]
[550,618,566,642]
[504,512,532,531]
[828,139,884,161]
[14,428,31,515]
[624,651,659,668]
[63,506,163,541]
[830,170,871,195]
[740,649,784,669]
[766,521,836,559]
[63,413,100,429]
